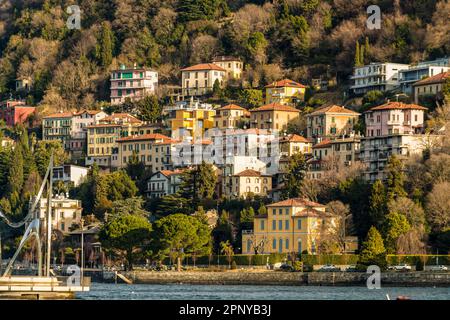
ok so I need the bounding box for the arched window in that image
[278,238,283,253]
[246,186,251,192]
[246,178,251,183]
[255,187,260,193]
[263,178,267,184]
[263,187,267,193]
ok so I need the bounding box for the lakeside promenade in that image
[97,270,450,287]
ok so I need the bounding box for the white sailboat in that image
[0,154,90,299]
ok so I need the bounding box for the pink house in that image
[0,100,36,126]
[364,102,427,137]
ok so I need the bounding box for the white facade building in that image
[52,164,89,187]
[350,63,410,95]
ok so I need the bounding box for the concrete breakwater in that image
[109,271,450,287]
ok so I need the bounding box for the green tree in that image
[179,162,217,209]
[354,41,361,67]
[358,226,387,269]
[369,180,387,229]
[385,155,407,201]
[152,214,211,271]
[109,197,150,219]
[126,152,145,181]
[212,78,221,97]
[151,194,190,218]
[33,141,67,177]
[99,214,152,270]
[240,207,255,223]
[239,89,263,108]
[137,95,162,122]
[96,21,114,67]
[383,211,411,253]
[220,240,234,269]
[282,153,307,199]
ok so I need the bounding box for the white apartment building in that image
[399,58,449,95]
[110,64,158,105]
[145,170,184,199]
[350,62,410,95]
[52,164,89,187]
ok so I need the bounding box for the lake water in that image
[77,283,450,300]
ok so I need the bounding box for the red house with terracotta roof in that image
[0,100,36,127]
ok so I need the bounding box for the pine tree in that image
[7,143,24,196]
[359,226,387,268]
[383,211,411,254]
[282,153,307,199]
[359,44,365,66]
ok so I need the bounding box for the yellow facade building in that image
[250,103,300,131]
[241,198,340,254]
[86,113,142,167]
[265,79,306,105]
[225,169,272,199]
[211,56,243,80]
[213,104,250,129]
[279,134,312,156]
[306,105,360,140]
[112,133,176,172]
[166,102,216,140]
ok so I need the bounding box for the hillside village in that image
[0,0,449,271]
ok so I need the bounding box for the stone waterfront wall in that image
[116,271,450,287]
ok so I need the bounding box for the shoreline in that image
[97,270,450,287]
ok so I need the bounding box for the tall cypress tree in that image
[282,153,307,199]
[369,180,387,229]
[97,21,114,67]
[354,41,361,66]
[364,36,370,64]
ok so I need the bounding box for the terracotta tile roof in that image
[413,71,449,86]
[250,103,300,113]
[368,102,428,112]
[102,113,142,124]
[75,110,104,116]
[309,105,360,116]
[267,198,325,208]
[217,104,246,111]
[280,134,311,143]
[153,169,184,178]
[293,208,336,217]
[86,123,121,128]
[234,169,270,177]
[116,133,173,143]
[181,63,226,72]
[212,56,241,62]
[265,79,306,89]
[313,139,332,149]
[43,112,74,119]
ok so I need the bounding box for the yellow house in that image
[86,113,143,167]
[180,63,226,96]
[211,56,243,80]
[241,198,340,254]
[279,134,312,156]
[306,105,360,140]
[412,71,449,104]
[112,133,177,171]
[250,103,300,131]
[168,105,216,141]
[213,104,250,129]
[265,79,307,105]
[225,169,272,199]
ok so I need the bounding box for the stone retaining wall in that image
[117,271,450,287]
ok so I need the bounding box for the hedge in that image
[300,254,359,266]
[161,253,288,266]
[386,255,450,266]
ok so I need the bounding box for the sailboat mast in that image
[45,154,53,277]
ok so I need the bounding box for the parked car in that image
[391,264,412,271]
[345,265,358,272]
[279,264,294,272]
[429,265,448,271]
[319,264,341,272]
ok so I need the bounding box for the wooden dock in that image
[0,276,90,300]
